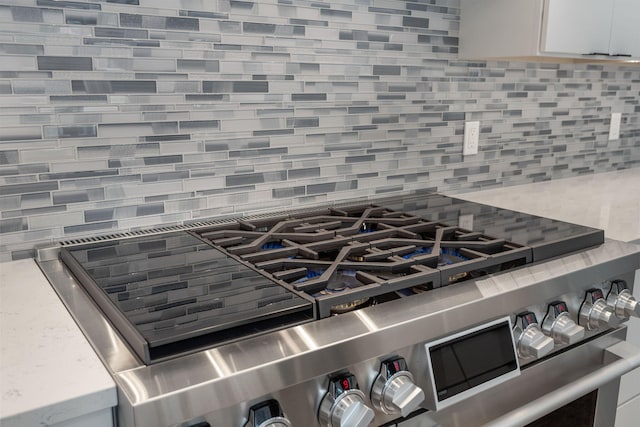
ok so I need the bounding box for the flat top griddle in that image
[61,232,314,364]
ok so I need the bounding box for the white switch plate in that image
[458,214,474,230]
[463,121,480,155]
[609,112,621,140]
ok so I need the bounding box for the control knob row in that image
[515,300,586,360]
[319,357,425,427]
[245,281,638,426]
[515,279,638,360]
[580,280,639,329]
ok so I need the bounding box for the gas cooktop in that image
[60,193,604,364]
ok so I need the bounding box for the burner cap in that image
[326,270,360,291]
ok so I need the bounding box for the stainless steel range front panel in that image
[38,239,640,427]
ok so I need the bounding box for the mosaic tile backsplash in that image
[0,0,639,262]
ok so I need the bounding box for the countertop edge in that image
[0,259,117,426]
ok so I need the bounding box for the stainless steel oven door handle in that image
[484,340,640,427]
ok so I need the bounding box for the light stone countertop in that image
[0,259,116,427]
[454,168,640,243]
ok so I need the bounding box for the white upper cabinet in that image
[608,0,640,57]
[459,0,640,61]
[541,0,613,55]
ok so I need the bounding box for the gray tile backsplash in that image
[0,0,639,261]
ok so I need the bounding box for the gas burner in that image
[326,270,361,292]
[196,202,532,318]
[311,271,371,314]
[262,241,285,250]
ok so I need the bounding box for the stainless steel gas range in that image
[37,193,640,427]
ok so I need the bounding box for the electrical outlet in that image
[463,121,480,155]
[609,112,621,140]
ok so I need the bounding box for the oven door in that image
[408,326,640,427]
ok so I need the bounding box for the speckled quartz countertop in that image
[0,259,116,427]
[454,168,640,244]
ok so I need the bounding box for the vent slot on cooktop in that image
[60,232,314,364]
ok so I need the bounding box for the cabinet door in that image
[609,0,640,57]
[541,0,614,55]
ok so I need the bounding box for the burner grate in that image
[195,203,532,318]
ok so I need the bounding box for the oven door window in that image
[525,390,597,427]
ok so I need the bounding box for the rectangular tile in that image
[179,120,220,130]
[272,186,305,199]
[202,81,269,93]
[177,59,219,72]
[36,0,102,10]
[13,80,70,94]
[42,170,116,181]
[71,80,157,93]
[142,171,189,183]
[78,12,119,27]
[10,6,64,23]
[288,168,320,179]
[0,181,58,196]
[373,65,401,75]
[119,13,199,31]
[0,43,44,55]
[286,117,319,128]
[43,125,97,138]
[37,56,92,70]
[292,93,326,101]
[0,217,28,234]
[21,147,76,163]
[179,10,228,20]
[0,126,42,142]
[93,58,176,72]
[443,112,465,121]
[403,16,429,28]
[0,56,36,71]
[243,22,275,34]
[0,151,19,165]
[52,188,105,205]
[64,220,117,234]
[320,9,352,19]
[50,95,107,103]
[98,122,178,137]
[94,27,148,39]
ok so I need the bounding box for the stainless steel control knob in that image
[371,357,425,417]
[541,301,585,345]
[319,373,375,427]
[606,280,640,319]
[256,420,290,427]
[244,400,292,427]
[514,311,554,359]
[579,288,621,330]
